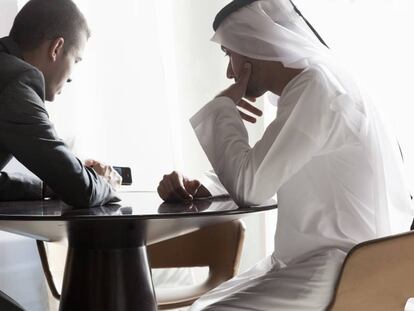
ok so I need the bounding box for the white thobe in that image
[189,64,413,310]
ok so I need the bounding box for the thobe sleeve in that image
[191,75,351,206]
[199,170,229,197]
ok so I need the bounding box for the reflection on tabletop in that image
[0,192,276,218]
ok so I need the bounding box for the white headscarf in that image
[211,0,331,68]
[211,0,414,236]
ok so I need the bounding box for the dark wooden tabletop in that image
[0,192,277,244]
[0,191,276,220]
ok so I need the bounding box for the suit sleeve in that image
[0,171,43,201]
[0,68,120,207]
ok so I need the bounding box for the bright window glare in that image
[60,0,177,190]
[45,0,231,191]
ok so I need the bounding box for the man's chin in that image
[45,90,61,102]
[45,94,56,102]
[246,88,264,99]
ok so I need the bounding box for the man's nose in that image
[227,62,234,79]
[67,78,72,83]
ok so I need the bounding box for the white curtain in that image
[48,0,240,190]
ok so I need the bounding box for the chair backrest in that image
[328,230,414,311]
[147,220,245,310]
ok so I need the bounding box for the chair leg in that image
[36,240,61,300]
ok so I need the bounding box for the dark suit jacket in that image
[0,36,119,207]
[0,289,24,311]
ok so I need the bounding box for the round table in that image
[0,192,277,311]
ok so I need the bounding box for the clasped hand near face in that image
[216,63,263,123]
[84,159,122,189]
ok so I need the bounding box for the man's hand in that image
[216,63,263,123]
[84,159,122,189]
[157,171,211,202]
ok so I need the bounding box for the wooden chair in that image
[328,230,414,311]
[37,220,245,310]
[149,220,245,310]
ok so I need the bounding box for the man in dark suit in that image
[0,1,120,308]
[0,0,120,207]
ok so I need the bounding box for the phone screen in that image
[113,166,132,185]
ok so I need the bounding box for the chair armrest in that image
[150,220,246,310]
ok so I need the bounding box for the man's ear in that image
[48,37,65,62]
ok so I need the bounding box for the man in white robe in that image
[157,0,413,310]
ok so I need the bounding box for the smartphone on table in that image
[113,166,132,185]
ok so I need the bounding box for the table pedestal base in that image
[59,246,156,311]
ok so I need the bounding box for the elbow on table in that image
[65,186,120,208]
[62,193,94,208]
[223,158,275,207]
[234,193,268,207]
[231,183,271,208]
[59,185,102,208]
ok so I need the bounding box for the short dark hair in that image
[9,0,91,52]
